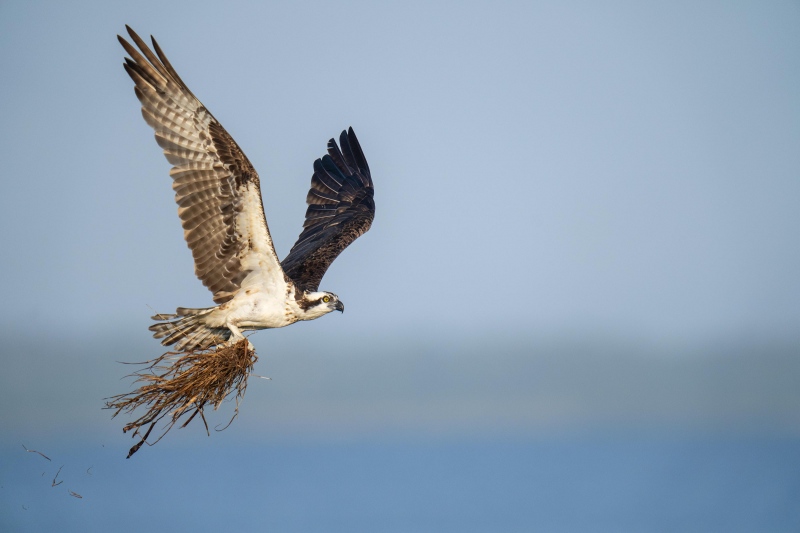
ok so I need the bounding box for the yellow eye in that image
[322,296,331,303]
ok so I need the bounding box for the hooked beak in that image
[335,301,344,313]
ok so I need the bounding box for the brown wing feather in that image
[281,128,375,292]
[120,26,282,304]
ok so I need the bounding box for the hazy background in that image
[1,1,799,531]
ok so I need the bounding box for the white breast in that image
[211,275,296,330]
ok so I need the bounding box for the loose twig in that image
[22,444,51,461]
[105,339,258,458]
[69,490,83,499]
[51,466,63,487]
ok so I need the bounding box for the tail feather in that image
[149,307,230,351]
[174,328,205,352]
[150,313,177,321]
[176,307,211,316]
[161,318,201,346]
[175,326,224,352]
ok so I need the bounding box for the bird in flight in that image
[119,26,375,352]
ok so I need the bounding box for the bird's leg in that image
[227,323,245,342]
[226,323,254,350]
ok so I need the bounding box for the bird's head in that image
[299,291,344,319]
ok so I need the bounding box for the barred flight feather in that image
[119,25,281,305]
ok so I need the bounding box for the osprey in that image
[119,26,375,352]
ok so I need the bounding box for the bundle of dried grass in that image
[105,339,258,458]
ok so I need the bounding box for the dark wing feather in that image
[119,26,283,304]
[281,128,375,292]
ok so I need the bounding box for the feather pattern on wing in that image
[119,26,283,304]
[281,128,375,292]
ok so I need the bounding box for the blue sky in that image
[0,0,798,343]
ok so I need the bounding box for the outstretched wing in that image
[281,128,375,292]
[119,26,284,304]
